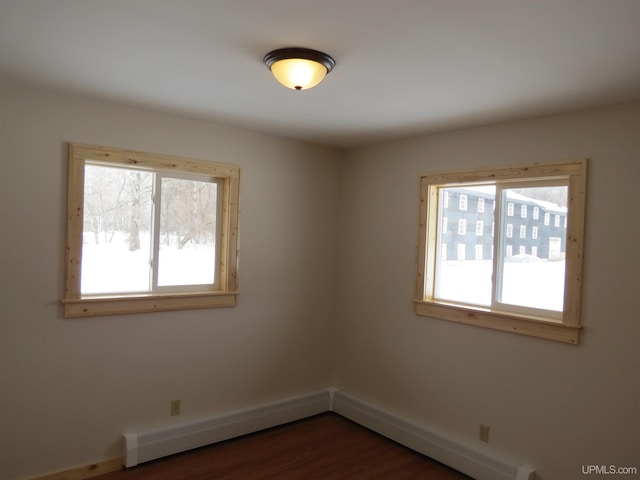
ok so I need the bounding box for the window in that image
[477,197,485,213]
[521,204,527,218]
[458,218,466,235]
[476,220,484,236]
[415,160,587,344]
[63,144,240,317]
[533,206,540,220]
[459,194,468,211]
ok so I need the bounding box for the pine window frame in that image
[414,160,587,344]
[62,144,240,317]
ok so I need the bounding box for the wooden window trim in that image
[62,144,240,317]
[414,159,587,344]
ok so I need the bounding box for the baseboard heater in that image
[123,388,534,480]
[331,390,534,480]
[123,390,330,468]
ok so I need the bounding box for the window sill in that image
[413,300,581,344]
[62,292,237,318]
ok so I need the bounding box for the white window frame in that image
[459,193,468,211]
[62,144,240,317]
[458,218,467,235]
[415,160,587,344]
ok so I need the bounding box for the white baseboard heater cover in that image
[123,389,534,480]
[332,391,534,480]
[123,390,330,468]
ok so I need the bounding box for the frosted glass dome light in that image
[263,48,336,91]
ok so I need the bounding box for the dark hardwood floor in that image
[96,413,473,479]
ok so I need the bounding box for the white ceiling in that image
[2,0,640,147]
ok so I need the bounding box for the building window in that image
[63,144,240,317]
[476,220,484,236]
[544,212,550,226]
[459,194,468,211]
[521,204,527,218]
[475,245,483,260]
[533,206,539,220]
[519,225,526,239]
[477,197,485,213]
[458,218,467,235]
[555,214,561,227]
[415,160,587,344]
[532,226,538,239]
[442,217,448,233]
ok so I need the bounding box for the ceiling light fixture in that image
[263,47,336,91]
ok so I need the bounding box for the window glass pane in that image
[498,186,568,312]
[157,177,218,287]
[435,186,495,306]
[82,165,153,294]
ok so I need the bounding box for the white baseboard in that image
[123,388,534,480]
[331,390,534,480]
[123,390,330,468]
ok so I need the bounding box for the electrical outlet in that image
[170,400,181,416]
[479,424,490,443]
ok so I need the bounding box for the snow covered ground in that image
[437,259,565,312]
[81,232,215,294]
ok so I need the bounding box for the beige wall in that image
[1,83,639,480]
[0,84,339,479]
[335,102,640,479]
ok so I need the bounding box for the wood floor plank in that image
[95,413,472,480]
